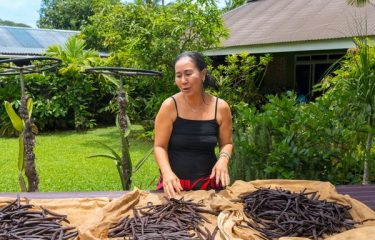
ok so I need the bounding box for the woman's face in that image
[175,56,206,96]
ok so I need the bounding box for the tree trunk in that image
[121,137,132,190]
[363,113,374,184]
[74,110,78,130]
[118,79,132,190]
[19,96,39,192]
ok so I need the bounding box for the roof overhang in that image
[205,37,375,56]
[0,50,109,58]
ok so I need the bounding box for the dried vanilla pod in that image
[109,197,219,240]
[237,187,357,240]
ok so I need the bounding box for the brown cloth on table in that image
[1,180,375,239]
[77,189,225,240]
[213,180,375,240]
[0,190,224,240]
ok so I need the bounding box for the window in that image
[294,53,344,99]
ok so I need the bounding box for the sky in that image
[0,0,42,28]
[0,0,227,29]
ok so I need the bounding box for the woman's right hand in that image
[162,171,183,198]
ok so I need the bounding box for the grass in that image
[0,125,159,192]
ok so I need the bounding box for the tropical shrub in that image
[38,0,120,30]
[0,42,116,135]
[45,36,102,131]
[230,92,369,184]
[82,0,228,126]
[4,99,34,191]
[320,39,375,184]
[0,76,20,136]
[210,52,272,108]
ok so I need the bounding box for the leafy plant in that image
[321,39,375,184]
[88,141,153,190]
[210,52,272,108]
[82,0,228,129]
[1,58,42,192]
[0,77,21,136]
[221,0,247,12]
[347,0,370,7]
[4,99,34,192]
[230,91,368,184]
[38,0,120,30]
[46,36,101,131]
[86,66,161,190]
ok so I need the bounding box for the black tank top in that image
[168,96,219,179]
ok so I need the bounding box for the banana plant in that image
[88,141,153,190]
[4,99,33,192]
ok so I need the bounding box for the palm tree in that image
[346,0,374,184]
[222,0,247,12]
[46,36,99,130]
[354,39,374,185]
[347,0,370,7]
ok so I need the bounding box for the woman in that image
[154,51,233,198]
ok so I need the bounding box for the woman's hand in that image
[210,157,230,187]
[162,171,183,198]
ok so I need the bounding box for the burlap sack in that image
[215,180,375,240]
[78,189,224,240]
[0,196,112,238]
[1,180,374,240]
[1,190,218,240]
[0,191,144,239]
[0,197,110,227]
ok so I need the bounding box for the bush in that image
[211,52,272,108]
[0,72,116,135]
[230,91,370,184]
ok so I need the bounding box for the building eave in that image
[205,37,375,56]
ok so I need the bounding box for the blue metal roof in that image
[0,26,79,56]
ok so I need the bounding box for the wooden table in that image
[1,185,374,210]
[336,184,375,210]
[0,191,127,199]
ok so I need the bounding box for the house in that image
[0,26,79,58]
[207,0,375,97]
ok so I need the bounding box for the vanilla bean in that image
[109,197,219,239]
[238,188,358,240]
[0,196,77,239]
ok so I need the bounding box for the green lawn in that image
[0,126,159,192]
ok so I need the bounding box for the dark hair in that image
[175,51,217,89]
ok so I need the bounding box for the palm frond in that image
[347,0,369,7]
[132,147,153,173]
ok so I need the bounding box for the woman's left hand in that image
[209,157,230,187]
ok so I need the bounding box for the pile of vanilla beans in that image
[0,196,78,239]
[237,188,357,240]
[109,197,219,240]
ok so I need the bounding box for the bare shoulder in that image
[216,97,232,125]
[161,96,176,109]
[217,98,230,110]
[216,97,231,115]
[157,96,177,121]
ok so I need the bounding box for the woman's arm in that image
[210,99,233,187]
[154,98,183,198]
